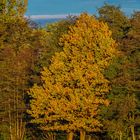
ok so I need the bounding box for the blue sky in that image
[26,0,140,18]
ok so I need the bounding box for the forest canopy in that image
[0,1,140,140]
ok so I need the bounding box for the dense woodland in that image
[0,1,140,140]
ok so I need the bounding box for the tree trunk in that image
[131,125,136,140]
[80,130,86,140]
[67,132,74,140]
[19,119,26,140]
[8,99,13,140]
[119,131,122,140]
[86,135,91,140]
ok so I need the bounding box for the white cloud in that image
[25,13,80,19]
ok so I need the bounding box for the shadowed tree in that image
[98,3,131,40]
[100,8,140,140]
[0,1,50,139]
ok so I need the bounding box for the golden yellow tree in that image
[28,13,116,140]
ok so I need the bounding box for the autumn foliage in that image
[1,1,140,140]
[28,13,116,140]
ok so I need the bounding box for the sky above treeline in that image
[26,0,140,19]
